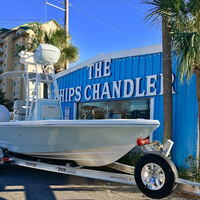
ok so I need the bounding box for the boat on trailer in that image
[0,44,178,199]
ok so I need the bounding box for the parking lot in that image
[0,164,197,200]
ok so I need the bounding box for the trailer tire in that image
[134,153,178,199]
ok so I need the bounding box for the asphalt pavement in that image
[0,164,197,200]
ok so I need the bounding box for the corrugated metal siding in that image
[172,74,198,167]
[57,51,198,168]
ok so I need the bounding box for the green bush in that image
[178,155,200,182]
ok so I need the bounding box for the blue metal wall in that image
[57,51,198,168]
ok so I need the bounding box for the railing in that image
[0,48,4,54]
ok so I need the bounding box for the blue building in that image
[56,44,198,168]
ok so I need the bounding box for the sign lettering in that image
[59,59,176,102]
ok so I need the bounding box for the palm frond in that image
[14,44,26,57]
[44,27,79,69]
[62,43,79,63]
[142,0,186,27]
[172,31,200,81]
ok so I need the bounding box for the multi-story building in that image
[0,20,60,102]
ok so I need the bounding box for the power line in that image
[0,18,64,29]
[120,0,146,13]
[70,4,152,45]
[51,0,64,6]
[0,18,63,21]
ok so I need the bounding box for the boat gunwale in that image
[0,119,160,127]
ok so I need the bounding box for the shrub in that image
[178,155,200,182]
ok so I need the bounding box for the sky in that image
[0,0,162,66]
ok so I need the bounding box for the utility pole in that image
[64,0,69,69]
[45,0,69,70]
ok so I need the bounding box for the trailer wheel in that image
[134,153,178,199]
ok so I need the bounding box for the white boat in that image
[0,44,160,167]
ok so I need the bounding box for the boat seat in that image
[13,100,29,121]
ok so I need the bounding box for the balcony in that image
[0,48,3,54]
[0,67,3,72]
[0,58,3,62]
[0,39,4,44]
[0,77,3,82]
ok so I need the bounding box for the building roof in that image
[0,28,10,34]
[1,19,61,39]
[56,44,162,79]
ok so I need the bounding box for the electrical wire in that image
[1,1,151,45]
[0,19,64,29]
[0,18,63,21]
[51,0,64,6]
[120,0,147,13]
[70,4,152,45]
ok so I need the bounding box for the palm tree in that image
[171,0,200,163]
[143,0,200,162]
[16,22,79,72]
[27,22,45,52]
[44,28,79,72]
[142,0,176,144]
[15,22,44,56]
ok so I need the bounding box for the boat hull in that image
[0,119,159,166]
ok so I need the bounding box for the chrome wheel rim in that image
[141,163,165,190]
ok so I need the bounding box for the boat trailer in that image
[0,140,199,199]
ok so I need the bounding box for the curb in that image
[176,178,200,196]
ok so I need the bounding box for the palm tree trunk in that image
[162,18,173,144]
[195,69,200,166]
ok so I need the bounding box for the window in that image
[3,63,6,68]
[16,32,20,37]
[13,81,16,87]
[4,44,7,49]
[17,80,19,85]
[78,102,107,120]
[77,99,150,120]
[14,62,17,67]
[13,91,15,97]
[16,91,19,95]
[2,82,5,87]
[4,54,6,58]
[109,99,150,119]
[18,40,21,45]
